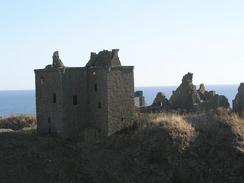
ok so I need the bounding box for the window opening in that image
[73,96,78,105]
[98,102,102,108]
[53,93,56,103]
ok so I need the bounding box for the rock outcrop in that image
[169,73,201,111]
[233,83,244,114]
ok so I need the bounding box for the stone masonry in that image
[169,72,201,111]
[233,83,244,114]
[134,91,145,107]
[35,49,134,139]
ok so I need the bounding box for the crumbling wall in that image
[134,91,145,107]
[169,73,201,111]
[233,83,244,114]
[35,49,134,139]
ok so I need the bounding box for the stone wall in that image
[62,67,88,138]
[35,68,64,136]
[107,67,134,135]
[87,67,109,137]
[233,83,244,114]
[134,91,145,107]
[169,73,201,111]
[35,50,135,139]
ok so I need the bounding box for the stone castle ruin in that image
[35,49,134,139]
[134,91,145,107]
[170,73,230,112]
[137,72,231,113]
[169,72,201,111]
[233,83,244,115]
[35,49,242,139]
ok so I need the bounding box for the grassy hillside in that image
[0,111,243,183]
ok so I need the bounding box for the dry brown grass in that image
[0,111,242,182]
[226,114,244,138]
[0,115,36,131]
[134,109,244,151]
[135,112,195,132]
[152,113,196,138]
[133,112,197,150]
[186,109,244,138]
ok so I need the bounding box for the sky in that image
[0,0,243,90]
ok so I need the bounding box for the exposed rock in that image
[233,83,244,114]
[169,72,201,111]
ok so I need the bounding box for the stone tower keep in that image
[34,49,134,139]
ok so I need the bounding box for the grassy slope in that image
[0,112,243,183]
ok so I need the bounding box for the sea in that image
[0,85,239,116]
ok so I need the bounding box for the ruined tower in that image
[34,49,134,139]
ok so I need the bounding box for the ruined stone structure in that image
[197,83,208,101]
[151,92,170,109]
[170,73,201,111]
[134,91,145,107]
[233,83,244,114]
[169,73,230,112]
[139,92,171,113]
[196,84,229,110]
[35,49,134,139]
[200,94,230,110]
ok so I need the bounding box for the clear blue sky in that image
[0,0,243,90]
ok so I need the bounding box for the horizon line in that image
[0,83,240,91]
